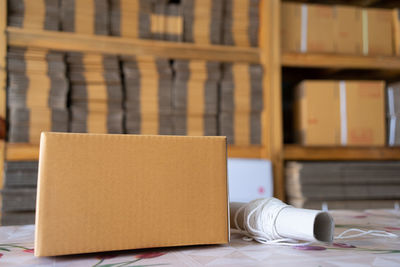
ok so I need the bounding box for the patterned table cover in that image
[0,209,399,267]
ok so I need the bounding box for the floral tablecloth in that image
[0,209,399,266]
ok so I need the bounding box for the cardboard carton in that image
[334,6,363,54]
[364,8,394,56]
[294,80,385,146]
[35,133,229,256]
[294,81,340,145]
[281,3,335,53]
[345,81,385,146]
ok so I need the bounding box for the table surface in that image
[0,209,399,267]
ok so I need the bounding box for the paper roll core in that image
[230,201,335,243]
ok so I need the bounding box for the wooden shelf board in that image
[228,145,263,158]
[282,52,400,70]
[5,143,263,161]
[7,27,261,63]
[284,145,400,161]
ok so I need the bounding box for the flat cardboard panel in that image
[294,81,340,146]
[335,6,362,54]
[345,81,385,145]
[35,133,228,256]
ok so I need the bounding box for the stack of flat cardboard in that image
[387,82,400,146]
[1,161,38,226]
[286,161,400,210]
[281,3,394,55]
[7,47,69,144]
[173,60,219,136]
[182,0,223,44]
[61,0,109,35]
[219,63,263,145]
[110,0,182,41]
[68,53,123,134]
[294,80,385,146]
[110,0,153,39]
[122,55,173,134]
[223,0,259,47]
[8,0,59,30]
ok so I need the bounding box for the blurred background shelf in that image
[5,143,265,161]
[282,52,400,70]
[7,27,261,63]
[284,145,400,161]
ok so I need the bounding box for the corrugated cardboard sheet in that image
[35,133,228,256]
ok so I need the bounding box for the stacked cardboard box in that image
[8,0,59,30]
[7,47,69,144]
[110,0,183,41]
[69,53,123,134]
[223,0,259,47]
[219,63,263,145]
[61,0,109,35]
[182,0,223,44]
[387,82,400,146]
[173,60,219,136]
[281,3,394,55]
[294,80,385,146]
[122,55,173,134]
[286,161,400,210]
[1,161,38,225]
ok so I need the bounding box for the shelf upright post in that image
[0,0,6,223]
[259,0,284,200]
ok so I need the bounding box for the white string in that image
[335,228,398,239]
[233,198,311,246]
[234,197,398,246]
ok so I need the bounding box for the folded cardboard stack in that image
[8,0,59,30]
[281,2,394,55]
[68,52,123,134]
[110,0,182,41]
[223,0,259,47]
[1,161,38,226]
[7,47,69,144]
[294,80,385,146]
[219,63,263,145]
[173,60,219,136]
[110,0,152,39]
[387,82,400,146]
[182,0,223,44]
[122,55,173,134]
[286,161,400,210]
[61,0,109,35]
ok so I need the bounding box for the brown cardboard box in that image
[364,8,394,56]
[294,81,341,145]
[334,6,363,54]
[345,81,385,146]
[281,2,302,52]
[35,133,229,256]
[281,3,335,53]
[294,80,385,146]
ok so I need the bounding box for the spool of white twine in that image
[230,198,397,246]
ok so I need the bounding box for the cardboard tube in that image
[230,202,334,243]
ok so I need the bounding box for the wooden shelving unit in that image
[284,145,400,161]
[4,0,399,202]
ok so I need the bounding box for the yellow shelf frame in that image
[7,27,261,63]
[284,145,400,161]
[282,52,400,70]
